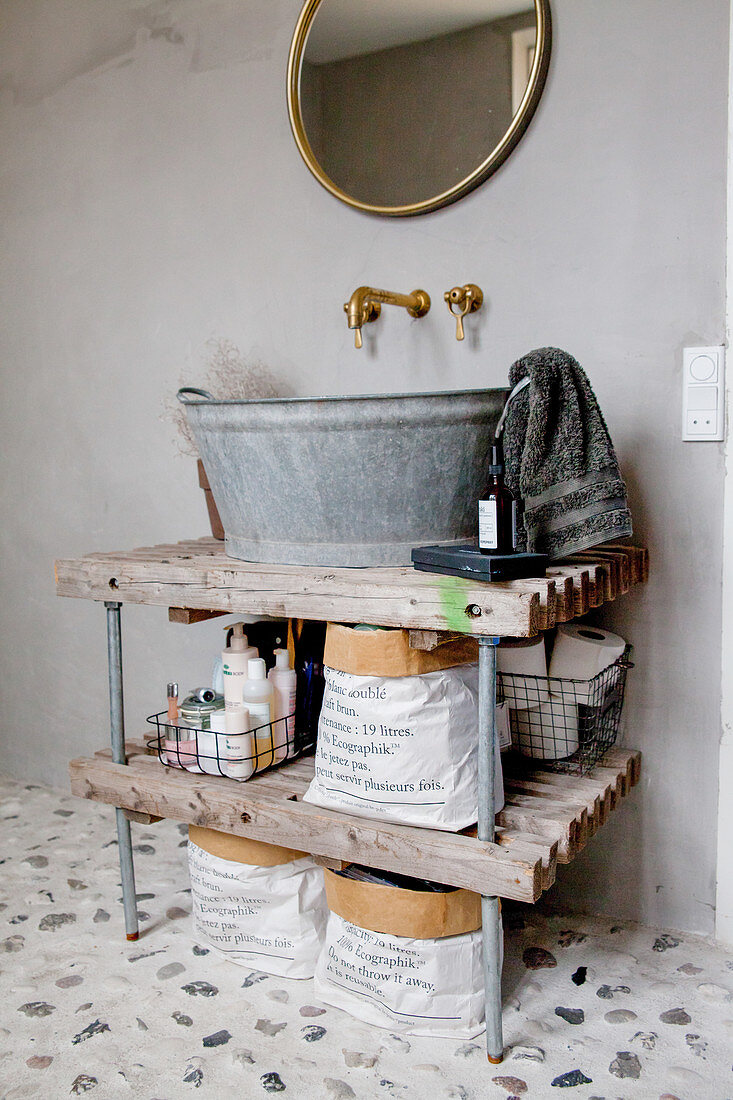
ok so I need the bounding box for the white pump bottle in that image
[268,649,297,763]
[221,623,258,706]
[243,657,275,770]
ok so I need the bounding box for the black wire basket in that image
[497,645,634,775]
[145,710,315,780]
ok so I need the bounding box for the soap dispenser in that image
[221,623,258,706]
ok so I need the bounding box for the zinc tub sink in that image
[179,387,508,567]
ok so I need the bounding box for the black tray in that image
[411,541,547,582]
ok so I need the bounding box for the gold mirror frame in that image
[287,0,552,217]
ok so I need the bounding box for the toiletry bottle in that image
[478,443,516,555]
[200,710,228,776]
[164,681,198,769]
[293,620,327,755]
[268,649,297,763]
[166,682,178,728]
[178,692,224,773]
[243,657,275,771]
[191,686,216,703]
[164,681,179,765]
[224,703,253,780]
[221,623,258,705]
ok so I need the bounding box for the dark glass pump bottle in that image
[478,444,515,555]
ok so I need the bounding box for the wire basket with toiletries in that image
[498,644,634,775]
[148,625,325,782]
[146,705,315,781]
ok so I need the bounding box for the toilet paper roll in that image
[548,623,626,704]
[497,636,551,710]
[515,696,579,760]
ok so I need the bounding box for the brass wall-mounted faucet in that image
[444,283,483,341]
[344,286,431,348]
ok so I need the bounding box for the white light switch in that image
[683,346,725,441]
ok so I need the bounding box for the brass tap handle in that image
[444,284,484,341]
[454,304,468,342]
[343,299,381,349]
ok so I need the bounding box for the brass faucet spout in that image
[344,287,374,331]
[343,285,430,348]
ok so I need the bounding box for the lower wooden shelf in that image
[69,745,640,905]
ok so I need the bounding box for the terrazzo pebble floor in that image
[1,773,732,1100]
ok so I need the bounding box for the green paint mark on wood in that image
[437,576,472,632]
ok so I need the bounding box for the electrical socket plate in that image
[682,346,725,441]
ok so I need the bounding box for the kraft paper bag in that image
[314,913,488,1039]
[304,663,504,831]
[324,622,479,678]
[323,869,481,940]
[189,826,307,866]
[187,836,327,979]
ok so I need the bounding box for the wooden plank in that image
[68,755,543,901]
[505,777,601,836]
[565,555,614,601]
[169,607,229,625]
[507,768,613,828]
[503,578,556,632]
[56,539,650,642]
[496,803,578,862]
[94,741,151,761]
[602,748,641,787]
[599,551,623,594]
[125,750,311,798]
[494,830,558,891]
[576,561,606,608]
[131,747,562,889]
[544,564,589,617]
[122,809,163,825]
[55,543,540,638]
[595,755,630,797]
[502,793,588,851]
[408,630,464,652]
[411,577,557,637]
[542,570,574,622]
[276,757,317,780]
[312,854,346,871]
[629,750,642,786]
[600,544,643,585]
[72,741,638,895]
[603,549,631,593]
[598,550,630,594]
[575,549,630,597]
[587,768,624,809]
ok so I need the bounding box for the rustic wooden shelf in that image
[69,742,641,905]
[56,534,647,1062]
[55,538,647,640]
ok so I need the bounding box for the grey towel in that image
[502,347,632,559]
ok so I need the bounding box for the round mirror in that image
[287,0,551,217]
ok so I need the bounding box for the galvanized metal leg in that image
[478,636,503,1063]
[105,601,139,942]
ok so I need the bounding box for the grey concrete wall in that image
[0,0,727,935]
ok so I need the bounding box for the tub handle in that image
[177,387,215,403]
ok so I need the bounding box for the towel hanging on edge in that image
[501,347,633,559]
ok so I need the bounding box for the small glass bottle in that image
[478,444,516,555]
